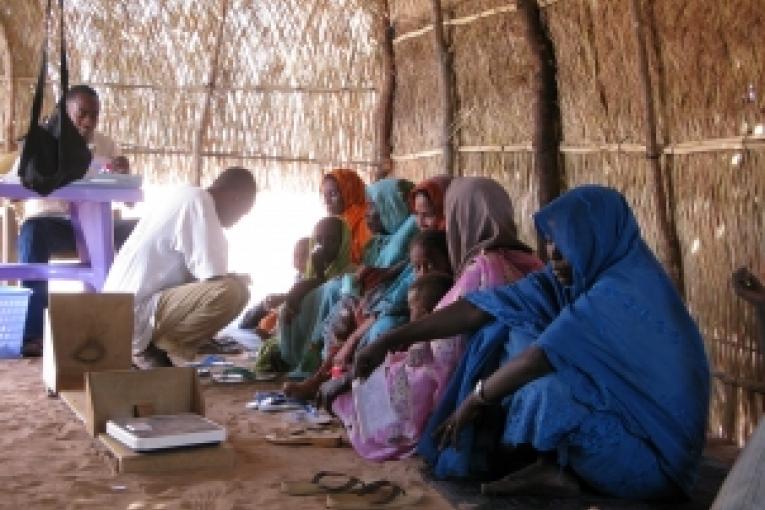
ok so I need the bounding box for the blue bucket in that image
[0,286,32,358]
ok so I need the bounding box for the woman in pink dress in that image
[332,177,544,460]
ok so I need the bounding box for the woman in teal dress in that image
[279,178,417,375]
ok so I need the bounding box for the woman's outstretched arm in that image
[435,345,552,450]
[353,299,491,379]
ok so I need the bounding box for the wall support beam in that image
[517,0,563,258]
[629,0,684,295]
[192,0,230,185]
[374,0,395,181]
[0,18,15,151]
[430,0,456,176]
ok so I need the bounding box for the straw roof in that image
[0,0,381,189]
[1,0,764,445]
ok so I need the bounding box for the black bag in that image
[18,0,92,196]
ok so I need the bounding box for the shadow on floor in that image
[425,456,729,510]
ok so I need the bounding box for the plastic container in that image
[0,286,32,358]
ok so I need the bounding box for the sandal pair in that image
[282,471,422,509]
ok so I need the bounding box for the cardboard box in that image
[43,293,133,393]
[43,294,234,474]
[61,367,234,474]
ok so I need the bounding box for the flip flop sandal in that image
[211,367,257,384]
[197,338,244,355]
[326,481,424,510]
[265,428,343,447]
[281,471,364,496]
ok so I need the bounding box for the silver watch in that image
[473,379,491,405]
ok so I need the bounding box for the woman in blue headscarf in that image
[355,178,419,346]
[354,185,709,500]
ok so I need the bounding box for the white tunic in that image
[103,186,228,352]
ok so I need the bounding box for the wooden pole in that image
[516,0,563,259]
[629,0,684,295]
[192,0,230,186]
[430,0,456,176]
[0,18,15,151]
[374,0,395,181]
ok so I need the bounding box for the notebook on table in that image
[105,413,226,452]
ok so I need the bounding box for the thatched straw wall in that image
[0,0,381,189]
[388,0,764,445]
[1,0,763,444]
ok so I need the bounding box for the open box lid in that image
[43,293,133,394]
[81,367,205,437]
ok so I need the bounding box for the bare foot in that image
[283,371,330,401]
[481,459,580,498]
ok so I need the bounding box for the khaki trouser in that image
[152,276,249,360]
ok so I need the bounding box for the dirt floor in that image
[0,358,739,510]
[0,358,453,510]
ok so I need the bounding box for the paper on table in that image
[352,363,398,442]
[90,155,111,172]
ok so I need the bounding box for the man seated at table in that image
[104,167,256,368]
[15,85,131,356]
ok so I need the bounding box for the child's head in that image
[409,230,452,278]
[311,216,344,269]
[407,272,453,321]
[293,237,311,273]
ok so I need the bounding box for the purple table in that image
[0,181,143,290]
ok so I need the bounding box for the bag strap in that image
[58,0,69,96]
[29,0,54,126]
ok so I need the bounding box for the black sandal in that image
[281,471,364,496]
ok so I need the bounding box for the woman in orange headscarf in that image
[410,175,453,231]
[321,169,372,264]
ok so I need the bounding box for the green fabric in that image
[254,337,290,373]
[304,218,353,280]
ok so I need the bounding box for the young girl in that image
[316,271,454,410]
[285,229,453,400]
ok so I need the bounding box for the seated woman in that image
[279,178,418,375]
[331,177,544,461]
[342,174,452,324]
[354,185,710,500]
[322,169,372,265]
[254,217,352,372]
[410,175,452,231]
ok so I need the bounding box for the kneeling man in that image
[104,167,256,368]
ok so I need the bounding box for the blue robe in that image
[418,186,710,499]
